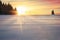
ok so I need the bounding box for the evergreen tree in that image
[0,0,3,14]
[7,3,13,10]
[0,0,16,15]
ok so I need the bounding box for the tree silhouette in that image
[0,0,2,14]
[7,3,13,10]
[0,0,16,15]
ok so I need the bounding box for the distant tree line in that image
[0,0,16,15]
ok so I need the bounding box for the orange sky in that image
[1,0,60,15]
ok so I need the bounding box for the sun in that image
[16,6,28,15]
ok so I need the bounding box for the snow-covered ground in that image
[0,15,60,40]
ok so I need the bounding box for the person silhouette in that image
[51,10,55,15]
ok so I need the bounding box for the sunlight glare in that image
[16,6,28,15]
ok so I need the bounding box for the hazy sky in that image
[1,0,60,15]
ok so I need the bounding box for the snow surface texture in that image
[0,15,60,40]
